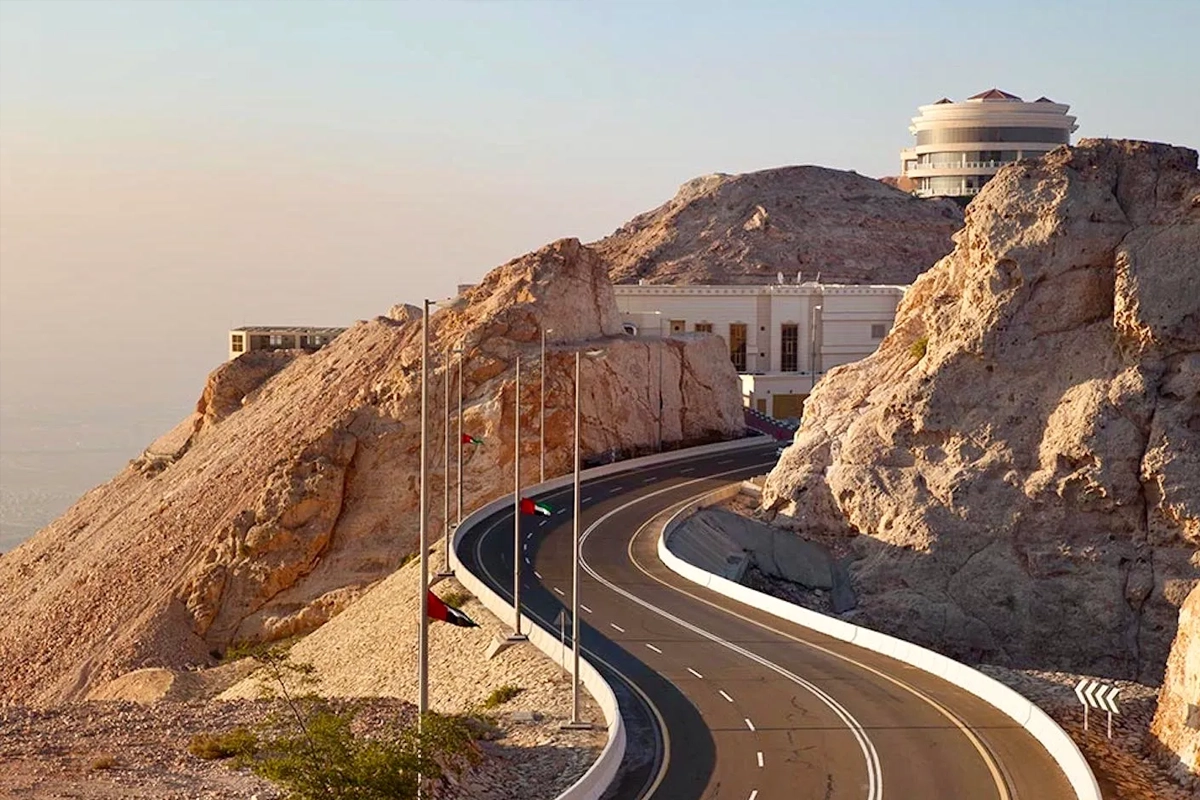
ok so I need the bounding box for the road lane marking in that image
[749,791,758,800]
[557,508,568,515]
[581,604,593,613]
[679,467,695,473]
[523,557,529,564]
[719,690,734,703]
[554,587,565,596]
[539,519,547,526]
[687,667,704,679]
[643,476,656,483]
[582,496,592,503]
[645,643,663,654]
[745,718,755,731]
[534,570,542,579]
[575,463,885,800]
[610,623,625,633]
[757,751,763,767]
[609,486,622,493]
[717,459,733,465]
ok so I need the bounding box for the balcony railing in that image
[914,186,981,198]
[910,160,1012,172]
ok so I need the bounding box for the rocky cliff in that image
[761,140,1200,683]
[1152,583,1200,787]
[591,166,963,286]
[0,238,745,705]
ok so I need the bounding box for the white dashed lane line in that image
[534,570,543,579]
[581,604,593,613]
[608,486,622,493]
[645,643,663,654]
[554,587,565,596]
[582,496,592,503]
[539,519,547,526]
[680,467,695,473]
[557,508,568,515]
[642,476,656,483]
[610,623,626,633]
[749,791,759,800]
[719,690,734,703]
[687,667,704,679]
[717,459,733,465]
[757,751,764,768]
[745,718,756,732]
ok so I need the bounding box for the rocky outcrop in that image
[1152,583,1200,788]
[0,237,744,705]
[591,166,963,286]
[761,140,1200,682]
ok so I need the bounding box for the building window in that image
[269,334,284,347]
[871,324,887,340]
[694,322,713,333]
[729,323,747,372]
[916,126,1070,146]
[781,324,798,372]
[231,334,244,353]
[670,319,685,334]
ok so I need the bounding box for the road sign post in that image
[1074,679,1120,739]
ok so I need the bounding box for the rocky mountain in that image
[591,165,963,286]
[0,238,744,705]
[761,140,1199,683]
[1152,582,1199,788]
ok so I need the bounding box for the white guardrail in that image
[450,434,769,800]
[657,485,1103,800]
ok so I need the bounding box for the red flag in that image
[461,433,483,445]
[519,498,553,516]
[427,590,478,628]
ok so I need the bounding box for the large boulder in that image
[762,140,1200,682]
[1152,583,1200,789]
[0,237,744,705]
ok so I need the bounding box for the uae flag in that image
[520,498,554,517]
[461,433,483,445]
[427,590,479,628]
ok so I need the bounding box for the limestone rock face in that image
[0,237,744,705]
[592,166,963,286]
[1152,583,1200,788]
[761,141,1200,682]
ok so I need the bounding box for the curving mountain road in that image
[457,440,1076,799]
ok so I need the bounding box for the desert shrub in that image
[909,336,929,360]
[481,684,523,709]
[439,590,471,609]
[89,754,117,771]
[189,727,259,761]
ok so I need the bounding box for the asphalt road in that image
[458,440,1076,800]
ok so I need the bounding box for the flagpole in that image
[510,355,525,639]
[571,350,582,724]
[418,299,431,718]
[439,344,452,578]
[457,347,463,529]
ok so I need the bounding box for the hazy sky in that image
[1,0,1197,427]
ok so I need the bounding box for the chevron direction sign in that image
[1075,679,1120,738]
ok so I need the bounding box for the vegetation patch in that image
[88,754,118,771]
[438,590,472,609]
[482,684,524,709]
[909,336,929,360]
[188,727,258,761]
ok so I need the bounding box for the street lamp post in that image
[540,326,553,484]
[564,348,604,731]
[652,311,664,452]
[418,299,432,717]
[456,347,464,528]
[508,355,526,640]
[439,345,462,579]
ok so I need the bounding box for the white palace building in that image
[615,277,906,421]
[899,88,1077,199]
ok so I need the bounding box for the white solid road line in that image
[719,690,735,703]
[554,587,565,596]
[757,751,764,768]
[576,463,884,800]
[610,623,626,633]
[687,667,704,679]
[745,718,755,732]
[646,643,663,654]
[581,604,593,613]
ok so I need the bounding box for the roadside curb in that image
[451,434,769,800]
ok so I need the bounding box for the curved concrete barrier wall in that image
[451,434,767,800]
[657,486,1102,800]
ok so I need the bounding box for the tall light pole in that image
[565,348,604,730]
[810,304,822,392]
[540,326,553,484]
[439,345,462,579]
[418,299,432,717]
[508,355,526,640]
[456,346,464,529]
